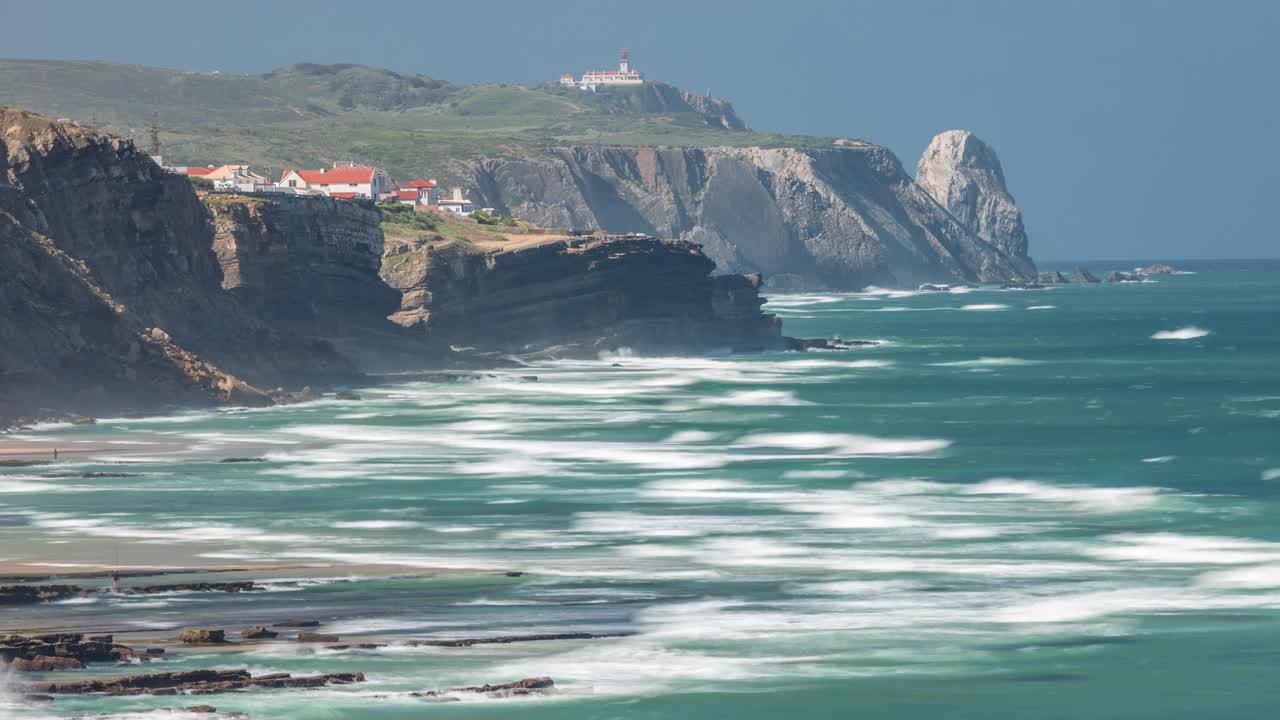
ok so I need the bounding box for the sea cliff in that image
[463,140,1036,290]
[0,109,784,425]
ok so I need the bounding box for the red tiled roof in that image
[296,166,376,185]
[185,166,216,176]
[396,189,421,200]
[329,192,359,199]
[401,178,437,188]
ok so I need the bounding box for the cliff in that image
[206,194,402,346]
[0,208,264,426]
[381,233,781,356]
[0,108,355,389]
[916,130,1028,259]
[464,142,1036,290]
[576,82,748,131]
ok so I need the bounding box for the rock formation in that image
[205,194,408,365]
[916,130,1029,260]
[28,668,364,695]
[0,107,353,405]
[1038,271,1068,283]
[1072,267,1100,283]
[381,234,782,356]
[462,142,1036,290]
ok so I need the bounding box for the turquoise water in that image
[3,260,1280,718]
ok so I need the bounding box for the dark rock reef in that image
[28,668,364,696]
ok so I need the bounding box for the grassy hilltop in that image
[0,59,835,183]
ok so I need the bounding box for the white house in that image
[396,178,440,206]
[437,187,474,215]
[276,163,390,199]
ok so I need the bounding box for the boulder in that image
[177,629,226,645]
[11,655,84,671]
[241,626,278,640]
[296,632,340,643]
[1139,263,1176,274]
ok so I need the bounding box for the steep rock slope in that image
[0,107,354,387]
[0,209,264,426]
[464,143,1036,289]
[916,130,1028,259]
[380,234,782,356]
[207,194,399,338]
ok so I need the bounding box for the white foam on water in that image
[1142,456,1176,463]
[1261,468,1280,481]
[332,520,420,529]
[1086,533,1280,565]
[697,389,812,407]
[1151,326,1210,340]
[1027,305,1057,310]
[775,359,892,369]
[735,432,950,456]
[782,469,849,480]
[663,430,718,444]
[960,478,1161,513]
[961,304,1009,311]
[931,357,1039,367]
[1196,564,1280,589]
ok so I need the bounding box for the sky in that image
[3,0,1276,260]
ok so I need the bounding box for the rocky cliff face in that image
[0,108,355,391]
[0,208,264,426]
[206,194,399,340]
[916,130,1028,259]
[464,142,1035,290]
[594,82,747,131]
[381,234,782,356]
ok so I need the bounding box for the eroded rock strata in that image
[462,141,1036,289]
[381,234,782,355]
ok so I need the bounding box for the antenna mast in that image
[148,113,161,157]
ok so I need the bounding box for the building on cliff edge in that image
[276,162,391,199]
[560,48,643,91]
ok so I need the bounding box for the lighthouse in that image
[560,48,644,90]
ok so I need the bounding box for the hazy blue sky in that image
[4,0,1276,260]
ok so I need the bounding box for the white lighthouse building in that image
[561,49,644,91]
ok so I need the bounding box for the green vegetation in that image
[378,202,440,233]
[0,60,840,186]
[469,209,517,227]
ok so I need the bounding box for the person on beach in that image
[111,570,120,592]
[53,447,58,460]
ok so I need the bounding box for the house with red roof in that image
[275,162,390,199]
[396,178,439,206]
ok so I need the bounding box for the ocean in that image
[3,260,1279,719]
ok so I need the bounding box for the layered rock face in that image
[595,82,747,131]
[916,130,1028,259]
[464,142,1036,290]
[207,195,399,340]
[381,235,782,355]
[0,108,354,395]
[0,209,264,425]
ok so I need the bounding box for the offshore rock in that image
[177,630,226,645]
[1,632,135,669]
[29,668,365,696]
[917,130,1029,260]
[382,234,782,355]
[1038,271,1068,284]
[1139,263,1177,274]
[1072,267,1100,283]
[462,144,1035,290]
[1106,271,1141,283]
[0,585,83,605]
[414,676,555,700]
